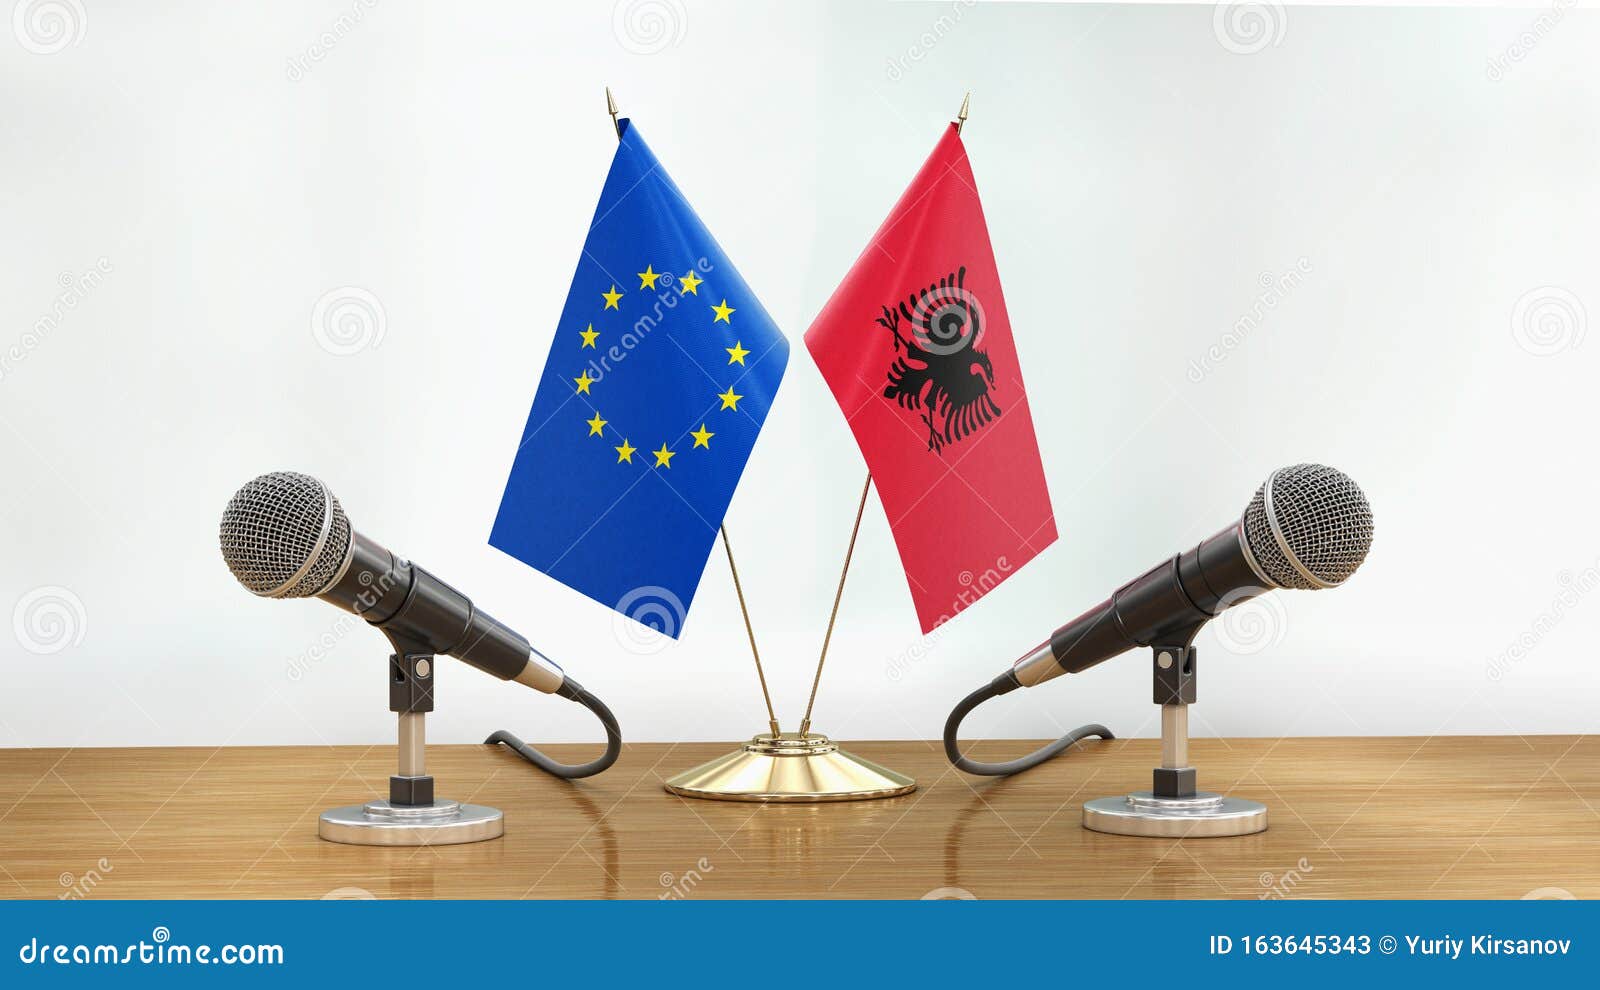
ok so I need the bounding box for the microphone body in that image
[1013,521,1268,687]
[947,463,1374,777]
[220,471,619,779]
[323,531,563,693]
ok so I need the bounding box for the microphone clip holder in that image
[317,635,505,846]
[1082,642,1268,837]
[389,651,436,806]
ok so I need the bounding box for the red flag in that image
[805,124,1057,633]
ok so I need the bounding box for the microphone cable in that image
[943,671,1114,777]
[485,679,622,780]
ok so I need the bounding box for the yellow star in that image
[638,265,663,290]
[574,370,595,395]
[678,270,703,295]
[579,324,599,348]
[711,299,735,324]
[717,386,743,411]
[725,341,750,365]
[585,411,607,436]
[614,439,636,464]
[691,424,714,449]
[652,443,676,469]
[601,285,623,309]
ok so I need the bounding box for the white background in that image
[1,1,1597,750]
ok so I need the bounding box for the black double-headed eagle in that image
[876,266,999,455]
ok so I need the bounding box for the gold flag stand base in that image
[663,732,916,802]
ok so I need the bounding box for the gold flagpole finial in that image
[606,85,621,140]
[956,91,970,134]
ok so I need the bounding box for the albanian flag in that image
[805,123,1056,633]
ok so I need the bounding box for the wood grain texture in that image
[1,736,1594,899]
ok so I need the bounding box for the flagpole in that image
[719,524,782,738]
[795,94,970,738]
[605,85,622,140]
[797,473,871,737]
[606,86,782,738]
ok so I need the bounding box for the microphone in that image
[219,471,621,779]
[945,463,1374,776]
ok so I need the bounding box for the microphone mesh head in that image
[219,471,352,598]
[1242,463,1373,590]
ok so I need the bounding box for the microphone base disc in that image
[663,732,916,802]
[318,799,504,846]
[1083,791,1267,838]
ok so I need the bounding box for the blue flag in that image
[490,119,788,638]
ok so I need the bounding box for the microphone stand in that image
[318,634,504,846]
[1081,636,1267,837]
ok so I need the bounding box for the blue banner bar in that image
[1,900,1591,987]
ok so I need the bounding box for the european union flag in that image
[491,119,788,638]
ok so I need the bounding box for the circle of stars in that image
[575,262,749,470]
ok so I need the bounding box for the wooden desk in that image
[1,737,1594,899]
